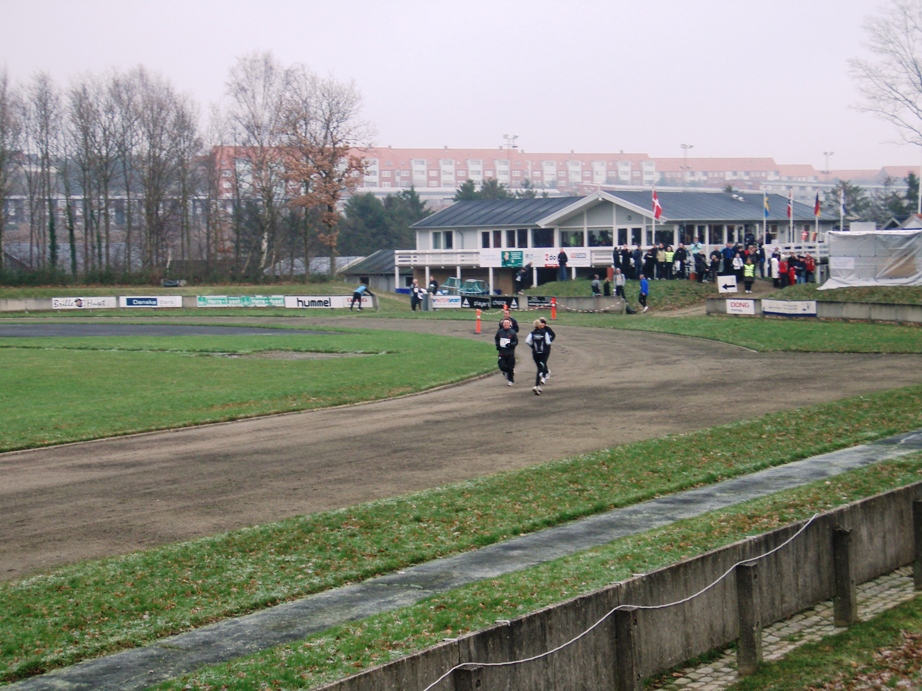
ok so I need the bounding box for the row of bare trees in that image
[0,51,370,281]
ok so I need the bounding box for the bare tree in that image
[201,106,233,274]
[21,73,63,270]
[851,0,922,146]
[0,66,23,273]
[281,67,372,275]
[225,51,291,276]
[111,69,143,272]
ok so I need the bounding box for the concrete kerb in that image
[8,430,922,691]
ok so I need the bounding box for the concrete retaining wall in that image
[0,298,54,312]
[556,296,625,313]
[316,482,921,691]
[706,298,922,324]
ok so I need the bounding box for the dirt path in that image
[2,317,921,580]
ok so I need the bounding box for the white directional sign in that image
[717,275,738,293]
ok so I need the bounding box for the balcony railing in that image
[395,249,483,267]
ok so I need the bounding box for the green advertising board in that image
[196,295,286,308]
[501,250,524,268]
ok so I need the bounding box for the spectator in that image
[410,279,425,311]
[743,257,755,293]
[614,268,626,297]
[804,253,816,283]
[674,243,688,279]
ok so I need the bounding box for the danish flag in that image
[652,188,663,220]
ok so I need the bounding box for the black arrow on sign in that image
[721,282,736,290]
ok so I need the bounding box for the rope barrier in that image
[420,513,819,691]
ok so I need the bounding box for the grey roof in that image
[607,189,836,223]
[411,197,580,229]
[411,191,836,231]
[340,249,411,275]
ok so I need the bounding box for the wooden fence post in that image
[613,606,641,691]
[736,562,763,676]
[913,500,922,591]
[833,526,857,627]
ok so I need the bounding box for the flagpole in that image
[839,188,845,231]
[814,192,819,241]
[652,187,656,248]
[788,187,794,243]
[762,189,767,243]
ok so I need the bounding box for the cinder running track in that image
[2,317,920,580]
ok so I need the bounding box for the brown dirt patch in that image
[2,317,921,580]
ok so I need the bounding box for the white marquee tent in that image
[820,230,922,290]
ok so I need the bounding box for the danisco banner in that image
[52,297,117,310]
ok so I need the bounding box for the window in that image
[381,170,391,177]
[588,228,613,246]
[560,230,584,247]
[481,231,490,248]
[432,231,454,249]
[517,228,528,247]
[506,229,516,247]
[493,230,502,247]
[532,228,554,248]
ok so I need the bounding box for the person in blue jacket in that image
[350,283,373,311]
[638,274,649,313]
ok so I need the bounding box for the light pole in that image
[823,151,834,182]
[503,134,518,190]
[681,144,694,186]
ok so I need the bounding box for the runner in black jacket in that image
[538,317,556,381]
[525,319,553,395]
[495,318,518,385]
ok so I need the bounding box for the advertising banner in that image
[52,297,117,310]
[527,296,553,308]
[762,299,817,317]
[430,295,462,309]
[480,249,525,268]
[119,296,184,309]
[535,248,592,268]
[726,298,756,315]
[460,295,519,310]
[284,295,355,309]
[197,295,286,308]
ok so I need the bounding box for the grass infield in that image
[0,330,493,451]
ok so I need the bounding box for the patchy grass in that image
[3,384,922,684]
[150,456,922,690]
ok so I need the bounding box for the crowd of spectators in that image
[611,242,817,289]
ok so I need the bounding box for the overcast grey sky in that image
[1,0,915,171]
